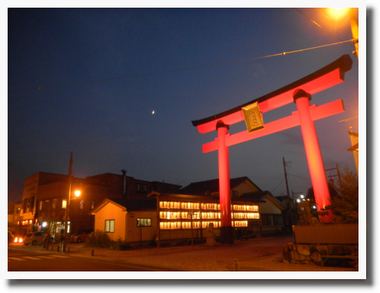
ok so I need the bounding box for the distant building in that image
[179,176,262,197]
[8,202,22,235]
[16,171,181,241]
[90,176,287,246]
[180,177,286,236]
[92,192,262,245]
[276,195,299,230]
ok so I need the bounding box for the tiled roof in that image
[239,191,270,201]
[104,198,157,211]
[240,191,285,211]
[180,176,261,195]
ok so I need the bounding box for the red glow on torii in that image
[192,55,353,243]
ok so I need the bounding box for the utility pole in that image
[63,152,73,252]
[283,157,290,197]
[325,163,341,184]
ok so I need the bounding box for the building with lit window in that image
[180,177,286,236]
[91,193,262,245]
[90,177,286,245]
[16,172,181,241]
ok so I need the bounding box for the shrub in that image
[85,230,111,248]
[110,238,131,251]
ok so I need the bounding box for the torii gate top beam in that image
[192,54,353,134]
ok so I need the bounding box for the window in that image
[136,183,147,193]
[26,198,30,212]
[91,200,95,209]
[105,219,115,233]
[30,196,35,210]
[160,201,180,209]
[273,215,284,225]
[261,214,273,226]
[180,202,199,210]
[23,198,27,213]
[79,200,84,210]
[137,218,151,227]
[52,199,57,209]
[62,199,67,209]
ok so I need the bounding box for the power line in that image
[296,8,355,49]
[9,38,355,93]
[288,165,311,185]
[270,177,285,194]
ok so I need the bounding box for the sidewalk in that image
[59,235,357,272]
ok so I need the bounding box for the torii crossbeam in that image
[192,55,353,244]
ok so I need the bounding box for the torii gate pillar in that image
[216,121,234,243]
[192,55,352,236]
[294,90,333,223]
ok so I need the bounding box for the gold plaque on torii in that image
[241,102,264,133]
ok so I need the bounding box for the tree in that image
[326,166,358,224]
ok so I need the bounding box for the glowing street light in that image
[327,8,359,58]
[327,8,350,19]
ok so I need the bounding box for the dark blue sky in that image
[8,7,360,203]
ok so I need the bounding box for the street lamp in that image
[327,8,358,58]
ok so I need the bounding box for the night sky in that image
[8,6,361,204]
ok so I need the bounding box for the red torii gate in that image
[192,55,353,244]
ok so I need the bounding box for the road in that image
[8,244,171,271]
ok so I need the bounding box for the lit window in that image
[105,219,115,233]
[52,199,57,209]
[233,221,248,227]
[137,218,151,227]
[202,221,220,228]
[181,202,199,210]
[44,200,50,209]
[62,200,67,209]
[160,201,180,209]
[182,221,200,229]
[160,222,181,230]
[201,212,219,219]
[79,200,84,209]
[247,213,260,219]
